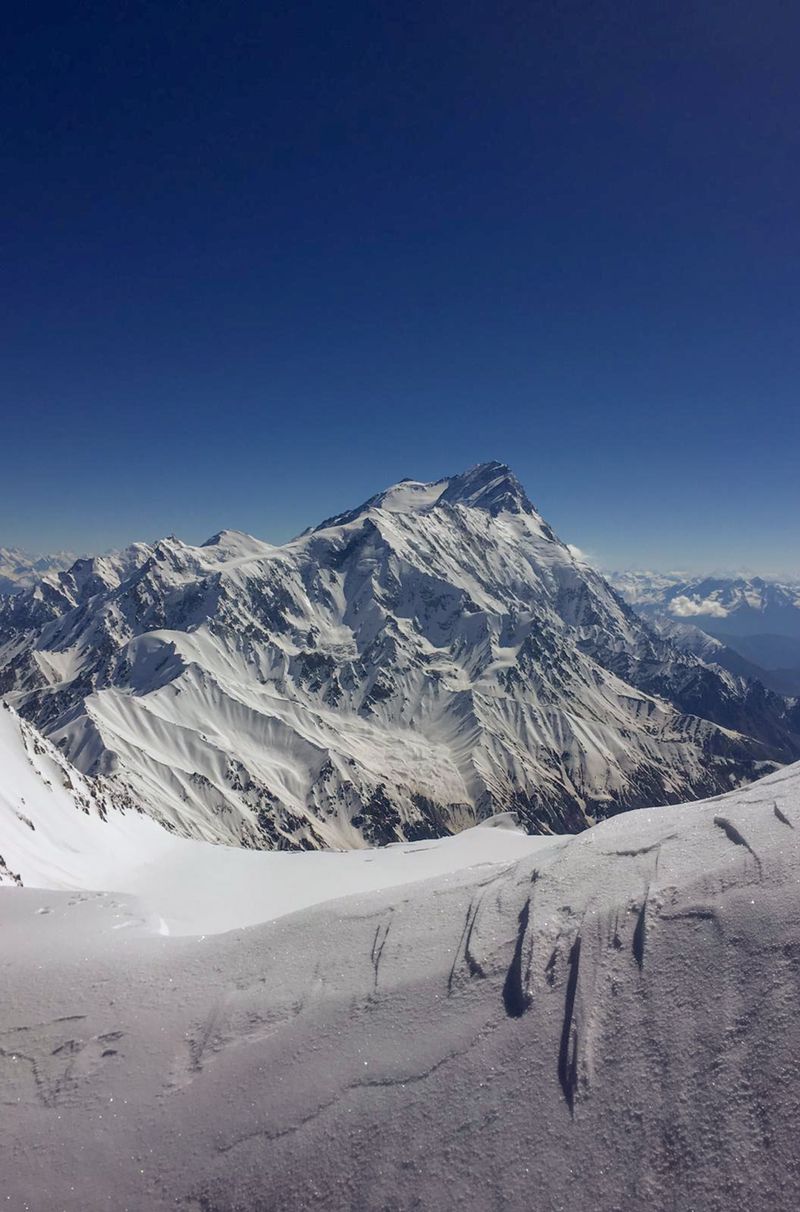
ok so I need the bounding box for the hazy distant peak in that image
[0,547,80,595]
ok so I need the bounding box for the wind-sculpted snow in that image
[1,463,798,847]
[2,763,799,1210]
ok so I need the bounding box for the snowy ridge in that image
[2,756,799,1209]
[1,463,799,848]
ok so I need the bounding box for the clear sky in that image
[2,1,798,572]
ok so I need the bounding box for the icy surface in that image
[2,700,800,1210]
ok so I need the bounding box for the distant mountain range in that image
[0,547,78,595]
[609,571,800,695]
[1,463,798,848]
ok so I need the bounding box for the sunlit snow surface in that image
[2,704,800,1210]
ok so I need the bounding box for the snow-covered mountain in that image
[0,546,78,595]
[2,462,799,847]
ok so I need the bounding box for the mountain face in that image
[0,547,78,595]
[1,462,799,849]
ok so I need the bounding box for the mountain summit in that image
[437,461,537,515]
[311,461,537,532]
[1,464,798,849]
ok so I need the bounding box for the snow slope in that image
[2,749,799,1210]
[2,463,798,847]
[0,703,551,934]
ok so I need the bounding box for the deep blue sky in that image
[2,0,798,571]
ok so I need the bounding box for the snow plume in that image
[669,593,730,619]
[566,543,592,564]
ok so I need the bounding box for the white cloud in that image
[669,594,729,619]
